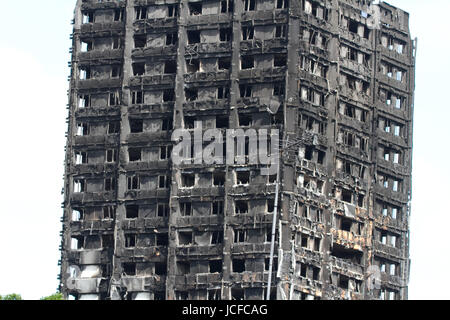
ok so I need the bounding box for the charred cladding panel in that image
[60,0,415,300]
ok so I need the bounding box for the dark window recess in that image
[220,28,232,42]
[125,234,136,248]
[108,122,120,134]
[111,66,121,78]
[239,113,252,127]
[168,4,179,17]
[164,60,177,74]
[213,172,225,186]
[273,83,285,96]
[265,258,278,271]
[128,148,142,162]
[177,262,190,275]
[189,2,202,15]
[160,146,172,160]
[166,33,178,45]
[209,260,223,273]
[241,56,254,69]
[127,176,139,190]
[163,90,175,102]
[162,119,173,131]
[231,288,244,300]
[156,234,169,246]
[211,231,224,244]
[185,88,198,101]
[216,115,229,128]
[217,86,230,99]
[232,259,245,273]
[235,201,248,214]
[186,59,200,73]
[132,63,145,76]
[109,92,119,106]
[180,202,192,216]
[105,178,117,191]
[106,149,117,163]
[242,26,254,40]
[274,54,287,67]
[243,0,256,11]
[342,189,352,203]
[187,30,201,44]
[112,37,121,49]
[134,35,146,48]
[132,91,143,104]
[114,9,124,22]
[135,7,147,20]
[218,57,231,70]
[212,201,224,215]
[275,25,287,38]
[123,263,136,276]
[155,262,167,275]
[221,0,234,13]
[157,203,170,217]
[179,231,193,244]
[125,205,139,219]
[130,119,143,133]
[239,85,252,98]
[276,0,288,9]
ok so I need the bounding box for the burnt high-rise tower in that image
[60,0,415,300]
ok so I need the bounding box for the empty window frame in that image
[135,7,147,20]
[156,202,170,217]
[235,200,249,214]
[243,0,256,11]
[168,4,179,17]
[212,201,224,215]
[241,55,254,69]
[166,33,178,45]
[239,84,252,98]
[127,175,140,190]
[134,35,146,48]
[131,91,144,104]
[220,28,232,42]
[160,146,172,160]
[106,149,118,163]
[187,30,201,44]
[242,26,254,40]
[188,2,202,15]
[104,177,117,191]
[109,91,120,106]
[125,205,139,219]
[275,25,287,38]
[221,0,234,13]
[132,62,145,76]
[158,175,171,189]
[128,148,142,162]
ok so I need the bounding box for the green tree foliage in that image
[40,293,64,300]
[0,294,22,300]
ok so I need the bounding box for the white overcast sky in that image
[0,1,448,300]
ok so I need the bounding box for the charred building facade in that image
[59,0,415,300]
